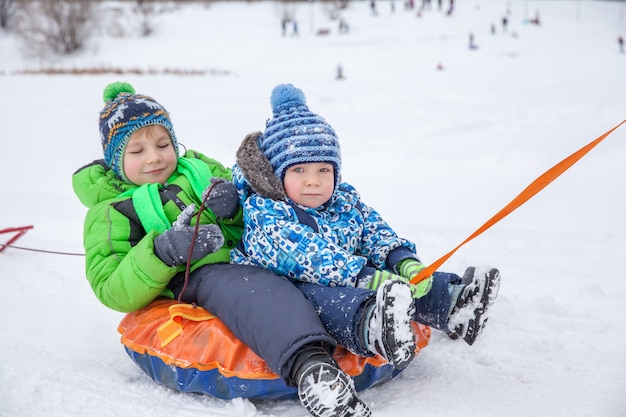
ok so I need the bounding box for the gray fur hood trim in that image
[236,131,287,201]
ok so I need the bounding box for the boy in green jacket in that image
[73,82,239,312]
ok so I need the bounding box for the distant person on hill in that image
[281,16,289,37]
[338,18,350,34]
[618,36,624,53]
[530,11,541,25]
[336,63,345,79]
[231,83,502,417]
[446,0,454,16]
[469,32,478,49]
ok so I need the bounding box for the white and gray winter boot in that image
[297,361,371,417]
[290,344,370,417]
[365,280,416,370]
[447,266,501,345]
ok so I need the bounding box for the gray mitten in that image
[202,178,239,219]
[154,204,225,266]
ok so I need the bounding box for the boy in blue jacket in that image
[232,83,501,416]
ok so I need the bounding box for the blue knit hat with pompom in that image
[258,84,341,185]
[99,81,178,182]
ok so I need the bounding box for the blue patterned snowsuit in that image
[231,130,462,364]
[231,161,457,350]
[231,158,461,336]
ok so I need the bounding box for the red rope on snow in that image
[0,225,84,256]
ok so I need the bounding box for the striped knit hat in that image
[259,84,341,186]
[99,82,178,182]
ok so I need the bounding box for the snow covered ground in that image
[1,1,625,416]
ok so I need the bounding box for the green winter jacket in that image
[72,150,243,313]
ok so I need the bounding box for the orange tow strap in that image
[410,119,626,285]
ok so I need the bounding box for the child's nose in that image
[146,149,162,163]
[305,175,320,186]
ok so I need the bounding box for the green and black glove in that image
[396,259,432,298]
[356,259,432,299]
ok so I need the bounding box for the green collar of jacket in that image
[119,157,212,233]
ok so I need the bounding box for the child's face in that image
[283,162,334,208]
[123,125,178,185]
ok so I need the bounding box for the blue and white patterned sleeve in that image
[356,200,417,270]
[241,196,366,287]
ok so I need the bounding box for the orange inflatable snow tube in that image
[118,299,431,400]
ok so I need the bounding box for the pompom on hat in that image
[99,81,178,182]
[258,84,341,186]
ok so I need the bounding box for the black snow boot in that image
[290,345,371,417]
[447,266,501,345]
